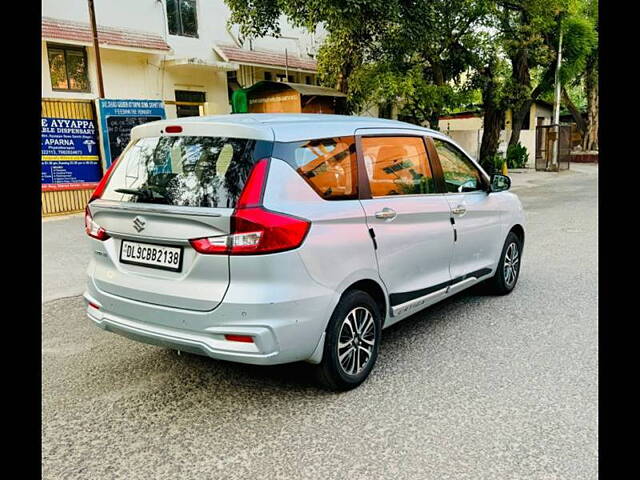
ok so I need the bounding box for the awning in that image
[42,17,172,54]
[214,44,317,72]
[162,58,238,72]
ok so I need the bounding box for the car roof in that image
[132,113,442,143]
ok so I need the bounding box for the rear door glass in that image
[101,136,272,208]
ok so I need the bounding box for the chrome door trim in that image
[391,287,448,316]
[446,277,477,295]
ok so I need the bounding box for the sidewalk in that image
[508,163,597,191]
[42,212,88,303]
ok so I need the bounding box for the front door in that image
[357,132,455,319]
[430,138,504,285]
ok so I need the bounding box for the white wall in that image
[439,115,484,132]
[448,129,537,167]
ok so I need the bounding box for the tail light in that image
[224,334,254,343]
[190,158,310,255]
[85,206,110,240]
[89,156,121,203]
[85,157,120,240]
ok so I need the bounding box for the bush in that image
[491,153,506,174]
[506,143,528,169]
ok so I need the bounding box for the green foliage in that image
[223,0,597,144]
[558,14,598,86]
[506,143,528,168]
[489,153,506,173]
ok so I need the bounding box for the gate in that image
[535,124,572,171]
[42,99,103,216]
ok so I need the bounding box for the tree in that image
[225,0,489,125]
[556,9,597,142]
[366,0,491,128]
[494,0,597,147]
[475,52,512,170]
[493,0,563,148]
[225,0,396,102]
[580,0,598,150]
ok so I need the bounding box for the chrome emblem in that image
[133,216,146,233]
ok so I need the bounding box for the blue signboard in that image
[99,99,166,167]
[41,116,102,190]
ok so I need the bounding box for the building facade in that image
[41,0,323,215]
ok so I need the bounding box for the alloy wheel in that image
[337,307,376,376]
[503,242,520,288]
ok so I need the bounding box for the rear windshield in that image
[101,136,273,208]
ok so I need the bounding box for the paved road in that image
[42,165,598,479]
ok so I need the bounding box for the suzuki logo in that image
[133,216,146,233]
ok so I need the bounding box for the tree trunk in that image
[480,107,504,173]
[428,110,440,130]
[507,45,531,148]
[583,56,598,151]
[561,87,587,137]
[508,99,532,148]
[429,62,445,130]
[479,60,505,172]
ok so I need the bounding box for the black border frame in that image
[119,239,184,272]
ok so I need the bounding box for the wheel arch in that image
[509,224,525,247]
[340,278,388,325]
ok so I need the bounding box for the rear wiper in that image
[114,187,166,200]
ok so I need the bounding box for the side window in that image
[361,136,435,197]
[433,139,484,193]
[279,136,358,200]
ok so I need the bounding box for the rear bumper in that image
[86,297,282,365]
[84,275,337,366]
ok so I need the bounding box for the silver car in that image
[84,114,525,390]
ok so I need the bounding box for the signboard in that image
[99,99,166,166]
[41,117,102,191]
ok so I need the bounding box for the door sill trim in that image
[391,287,448,317]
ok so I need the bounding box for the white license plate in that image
[119,240,183,272]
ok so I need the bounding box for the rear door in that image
[356,130,454,317]
[88,133,272,311]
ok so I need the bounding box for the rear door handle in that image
[375,207,397,220]
[452,205,466,215]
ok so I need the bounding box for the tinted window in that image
[433,139,484,193]
[47,44,89,92]
[274,137,358,200]
[362,137,435,196]
[101,136,272,208]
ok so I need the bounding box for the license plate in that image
[119,240,183,272]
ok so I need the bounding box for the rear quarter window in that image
[274,136,358,200]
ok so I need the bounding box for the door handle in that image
[375,207,397,220]
[452,205,466,215]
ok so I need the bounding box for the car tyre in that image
[315,290,382,391]
[485,231,523,295]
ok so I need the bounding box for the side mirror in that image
[490,174,511,192]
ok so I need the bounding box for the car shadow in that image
[148,284,496,395]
